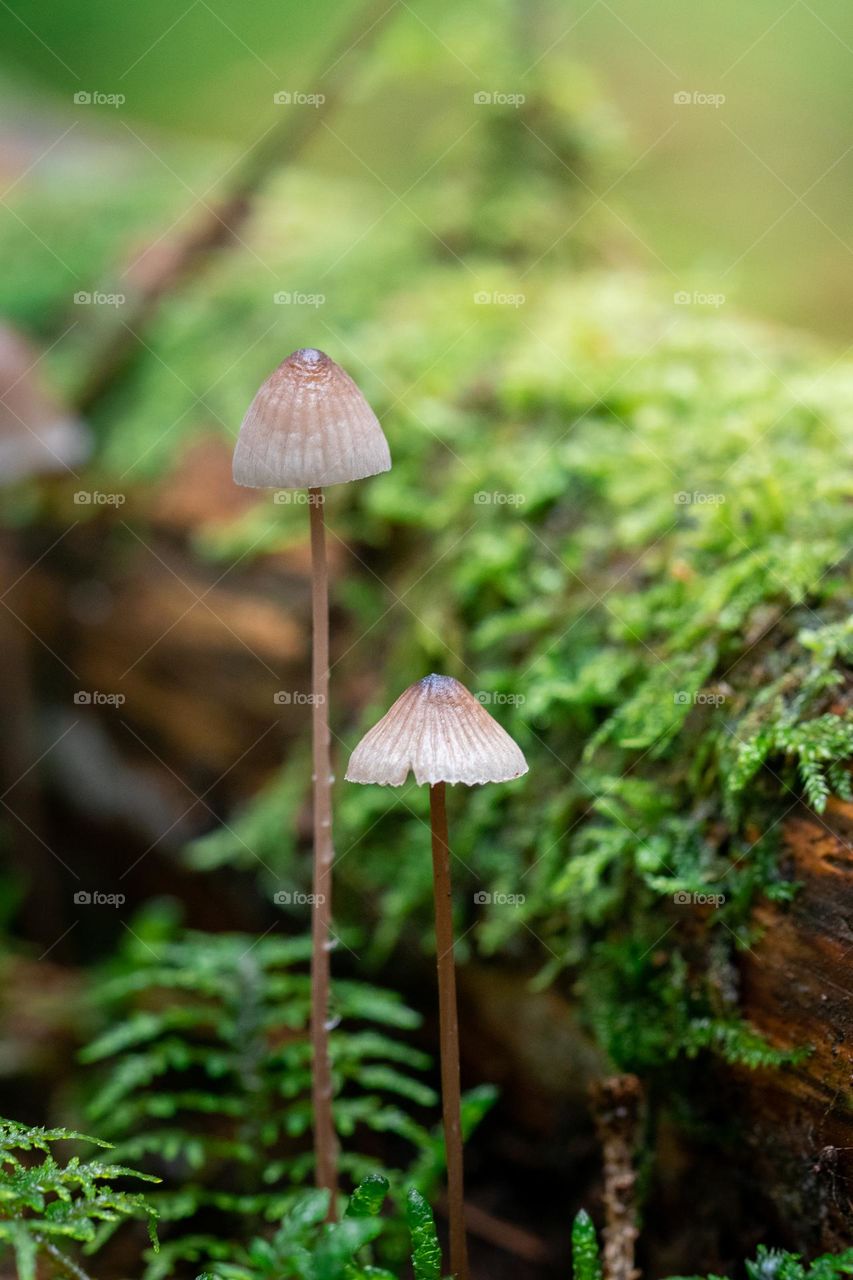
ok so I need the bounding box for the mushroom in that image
[233,347,390,1214]
[346,674,528,1280]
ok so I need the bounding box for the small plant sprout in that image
[233,347,390,1215]
[346,674,528,1280]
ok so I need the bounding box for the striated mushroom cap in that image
[233,347,390,490]
[345,674,528,787]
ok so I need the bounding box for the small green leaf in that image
[572,1209,602,1280]
[406,1189,441,1280]
[346,1175,389,1220]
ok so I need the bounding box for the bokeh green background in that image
[2,0,851,339]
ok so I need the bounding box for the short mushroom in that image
[346,673,527,1280]
[233,347,390,1215]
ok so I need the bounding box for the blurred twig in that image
[591,1074,642,1280]
[73,0,400,415]
[435,1195,550,1265]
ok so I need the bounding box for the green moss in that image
[3,37,848,1096]
[188,273,852,1081]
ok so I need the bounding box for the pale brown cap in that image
[345,674,528,787]
[233,347,391,490]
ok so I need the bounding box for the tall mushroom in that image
[233,347,390,1213]
[345,674,528,1280]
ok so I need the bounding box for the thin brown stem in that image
[309,486,337,1215]
[591,1074,642,1280]
[429,781,469,1280]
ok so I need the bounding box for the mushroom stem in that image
[308,485,338,1216]
[429,781,469,1280]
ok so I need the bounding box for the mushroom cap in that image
[0,325,89,484]
[233,347,391,490]
[345,674,529,787]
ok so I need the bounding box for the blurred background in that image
[2,0,852,336]
[0,1,852,1277]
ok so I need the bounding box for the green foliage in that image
[195,1176,437,1280]
[571,1209,602,1280]
[0,1118,159,1280]
[81,930,441,1277]
[2,0,850,1190]
[744,1246,853,1280]
[571,1217,853,1280]
[185,273,853,1080]
[405,1189,442,1280]
[669,1243,853,1280]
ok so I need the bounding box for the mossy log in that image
[737,796,853,1250]
[8,497,853,1254]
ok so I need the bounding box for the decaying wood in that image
[591,1074,642,1280]
[737,795,853,1250]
